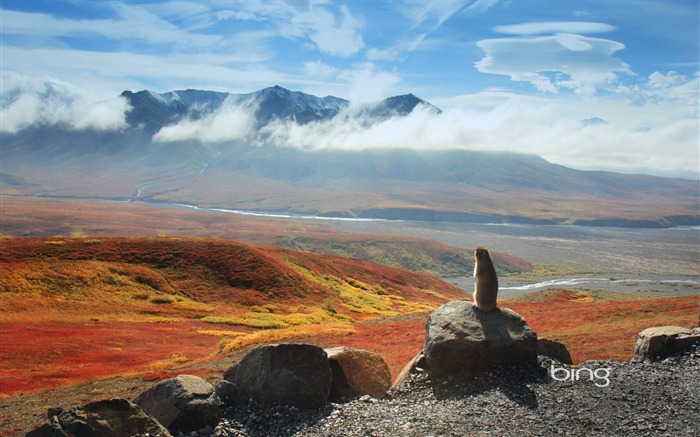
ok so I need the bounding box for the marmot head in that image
[475,246,490,260]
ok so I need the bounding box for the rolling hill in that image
[0,236,468,323]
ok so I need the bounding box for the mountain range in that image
[1,85,698,228]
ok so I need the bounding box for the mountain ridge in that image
[2,85,698,228]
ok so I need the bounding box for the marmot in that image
[473,246,498,312]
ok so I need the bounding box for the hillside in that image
[0,236,466,397]
[2,86,697,228]
[0,196,535,277]
[0,236,467,323]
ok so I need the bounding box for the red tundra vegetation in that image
[0,236,696,399]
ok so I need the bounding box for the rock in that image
[538,338,573,365]
[134,374,220,433]
[215,380,239,405]
[26,398,171,437]
[389,351,427,393]
[632,326,700,361]
[325,346,392,402]
[424,300,537,375]
[223,343,331,408]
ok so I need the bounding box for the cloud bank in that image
[148,71,698,179]
[0,73,131,134]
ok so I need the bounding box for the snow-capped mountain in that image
[119,85,434,135]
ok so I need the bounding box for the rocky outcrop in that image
[424,301,537,375]
[26,398,171,437]
[325,346,392,402]
[223,343,331,408]
[537,338,573,364]
[632,326,700,361]
[134,374,220,433]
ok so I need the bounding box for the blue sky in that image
[1,0,699,178]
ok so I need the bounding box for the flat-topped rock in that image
[632,326,700,361]
[424,300,537,375]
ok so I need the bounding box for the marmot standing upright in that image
[473,247,498,312]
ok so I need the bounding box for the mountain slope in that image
[1,85,698,227]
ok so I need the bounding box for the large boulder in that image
[223,343,331,408]
[134,374,220,433]
[424,300,537,375]
[325,346,392,402]
[632,326,700,361]
[26,398,171,437]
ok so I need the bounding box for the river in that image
[165,203,700,297]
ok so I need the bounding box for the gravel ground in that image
[202,344,699,437]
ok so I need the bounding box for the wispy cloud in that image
[367,0,473,61]
[290,4,364,57]
[0,6,220,49]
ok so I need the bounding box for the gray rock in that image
[325,346,392,402]
[223,343,331,408]
[134,374,220,433]
[632,326,700,361]
[424,300,537,375]
[538,338,573,364]
[26,398,171,437]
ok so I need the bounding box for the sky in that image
[1,0,699,178]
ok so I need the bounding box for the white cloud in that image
[0,73,131,133]
[153,97,256,143]
[303,60,337,78]
[494,22,615,35]
[290,4,364,57]
[647,71,685,89]
[340,63,402,103]
[217,10,265,21]
[475,31,630,96]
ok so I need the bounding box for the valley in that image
[0,196,698,435]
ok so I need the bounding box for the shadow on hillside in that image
[429,363,549,409]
